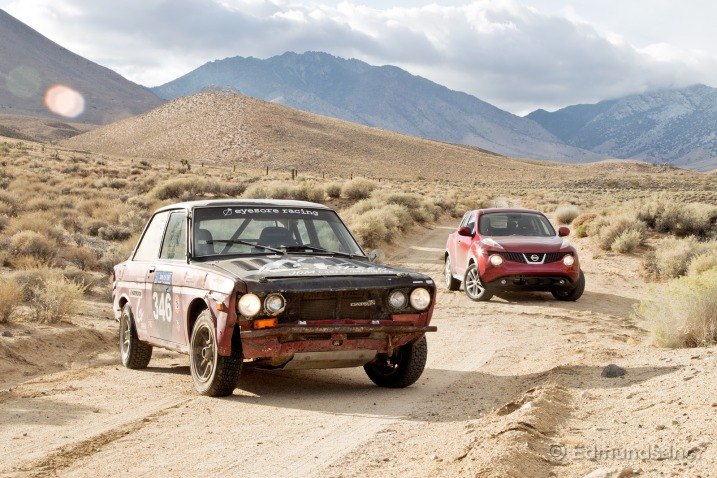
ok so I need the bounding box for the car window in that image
[160,212,187,260]
[134,211,170,261]
[478,213,555,237]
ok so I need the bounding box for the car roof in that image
[476,208,545,215]
[154,198,333,214]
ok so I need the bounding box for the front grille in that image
[280,290,390,322]
[499,252,565,264]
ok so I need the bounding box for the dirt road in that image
[1,221,715,477]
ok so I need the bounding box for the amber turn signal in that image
[253,318,278,329]
[216,303,228,312]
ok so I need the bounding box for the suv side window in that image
[160,212,187,260]
[134,212,170,261]
[466,213,476,233]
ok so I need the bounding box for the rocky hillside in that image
[151,51,601,163]
[0,9,162,124]
[60,92,595,182]
[528,85,717,171]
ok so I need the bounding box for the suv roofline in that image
[154,199,332,214]
[476,208,545,215]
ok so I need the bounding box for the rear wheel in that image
[444,256,461,291]
[119,303,152,369]
[552,270,585,301]
[464,263,493,301]
[189,310,242,396]
[364,336,427,388]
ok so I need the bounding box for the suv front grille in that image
[499,252,565,264]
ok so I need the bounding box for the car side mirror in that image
[368,249,384,263]
[558,226,570,237]
[457,226,473,237]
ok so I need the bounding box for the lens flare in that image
[44,85,85,118]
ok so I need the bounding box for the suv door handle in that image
[148,266,156,273]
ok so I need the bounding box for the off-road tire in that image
[119,303,152,369]
[444,256,461,291]
[189,310,242,396]
[364,336,428,388]
[552,269,585,301]
[464,263,493,302]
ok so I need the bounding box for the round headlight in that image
[409,288,431,311]
[563,254,575,266]
[238,293,262,317]
[489,254,504,266]
[388,290,407,309]
[264,293,286,315]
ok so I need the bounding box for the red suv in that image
[444,208,584,301]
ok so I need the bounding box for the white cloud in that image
[2,0,715,113]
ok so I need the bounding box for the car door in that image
[132,211,170,342]
[454,211,476,277]
[154,211,189,345]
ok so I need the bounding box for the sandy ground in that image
[1,221,715,477]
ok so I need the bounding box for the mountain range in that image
[0,8,161,124]
[151,51,601,163]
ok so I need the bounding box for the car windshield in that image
[192,206,364,258]
[478,212,556,237]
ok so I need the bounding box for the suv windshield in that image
[478,212,556,237]
[192,206,364,258]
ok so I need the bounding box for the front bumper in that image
[480,257,580,284]
[484,274,576,291]
[240,324,437,359]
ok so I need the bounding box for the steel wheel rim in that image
[120,312,131,360]
[192,324,215,383]
[444,258,452,287]
[465,268,484,298]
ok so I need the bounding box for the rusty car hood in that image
[206,255,423,281]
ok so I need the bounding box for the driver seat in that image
[256,226,297,250]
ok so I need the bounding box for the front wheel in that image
[364,336,427,388]
[444,256,461,291]
[119,303,152,369]
[464,263,493,301]
[189,310,242,396]
[552,270,585,301]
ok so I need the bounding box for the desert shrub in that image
[32,274,86,323]
[9,230,56,262]
[340,178,378,200]
[98,225,132,241]
[688,253,717,276]
[85,219,109,236]
[611,230,642,253]
[555,205,580,224]
[637,269,717,348]
[243,182,325,202]
[638,199,717,238]
[589,215,647,252]
[0,278,23,323]
[151,178,213,200]
[62,267,99,291]
[5,211,55,235]
[572,212,597,228]
[0,190,20,215]
[61,246,99,271]
[99,244,133,274]
[220,183,247,197]
[644,237,717,279]
[0,214,7,232]
[325,182,343,199]
[575,223,588,238]
[349,212,388,249]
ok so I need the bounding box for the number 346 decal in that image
[152,271,174,339]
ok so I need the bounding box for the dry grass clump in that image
[588,215,647,252]
[555,205,580,224]
[243,181,325,202]
[0,278,23,323]
[325,182,342,199]
[611,230,643,253]
[10,268,86,323]
[637,199,717,238]
[151,177,214,200]
[644,237,717,279]
[572,212,596,228]
[637,268,717,348]
[9,230,56,262]
[340,178,378,200]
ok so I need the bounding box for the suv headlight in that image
[264,293,286,315]
[409,288,431,311]
[238,293,262,317]
[388,290,407,309]
[489,254,503,266]
[563,254,575,266]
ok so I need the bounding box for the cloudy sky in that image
[2,0,715,114]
